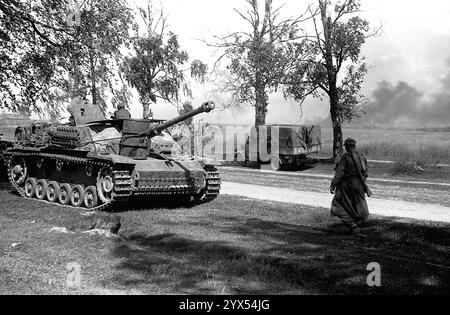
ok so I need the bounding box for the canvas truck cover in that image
[265,125,322,156]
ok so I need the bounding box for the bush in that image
[391,160,426,176]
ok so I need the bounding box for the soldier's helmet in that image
[344,138,357,146]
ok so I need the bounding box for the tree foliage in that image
[211,0,311,127]
[0,0,134,118]
[286,0,374,157]
[122,2,207,119]
[0,0,75,116]
[59,0,134,111]
[178,101,194,126]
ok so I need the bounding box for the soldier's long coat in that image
[331,151,370,226]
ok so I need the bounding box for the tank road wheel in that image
[46,181,60,203]
[24,178,37,198]
[9,156,28,186]
[97,167,114,204]
[58,184,72,205]
[36,179,49,200]
[84,186,98,209]
[70,185,85,208]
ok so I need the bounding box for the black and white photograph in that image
[0,0,449,298]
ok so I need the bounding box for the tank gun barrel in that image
[152,101,215,134]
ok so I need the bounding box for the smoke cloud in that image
[352,60,450,128]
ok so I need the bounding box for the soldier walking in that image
[330,138,371,234]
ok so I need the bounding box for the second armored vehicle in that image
[7,101,221,211]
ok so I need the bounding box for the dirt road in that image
[224,166,450,187]
[221,182,450,224]
[219,167,450,223]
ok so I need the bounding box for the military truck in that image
[0,114,49,166]
[242,124,322,171]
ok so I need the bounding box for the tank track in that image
[1,148,11,168]
[201,165,221,203]
[6,152,221,209]
[6,151,132,212]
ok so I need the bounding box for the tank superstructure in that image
[7,101,221,211]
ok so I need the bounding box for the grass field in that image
[206,126,450,166]
[320,128,450,164]
[1,181,449,295]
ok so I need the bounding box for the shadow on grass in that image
[0,173,198,212]
[108,215,450,295]
[1,163,449,294]
[110,197,198,212]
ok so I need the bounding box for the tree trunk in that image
[189,125,195,156]
[254,85,270,164]
[255,86,268,127]
[331,109,343,161]
[329,82,343,160]
[143,103,151,119]
[89,52,97,105]
[320,0,343,160]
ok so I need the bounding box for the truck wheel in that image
[270,156,281,171]
[14,127,26,144]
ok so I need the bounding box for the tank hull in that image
[5,101,220,210]
[6,148,220,211]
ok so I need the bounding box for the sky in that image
[5,0,449,127]
[126,0,450,127]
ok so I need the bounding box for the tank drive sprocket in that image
[195,165,221,203]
